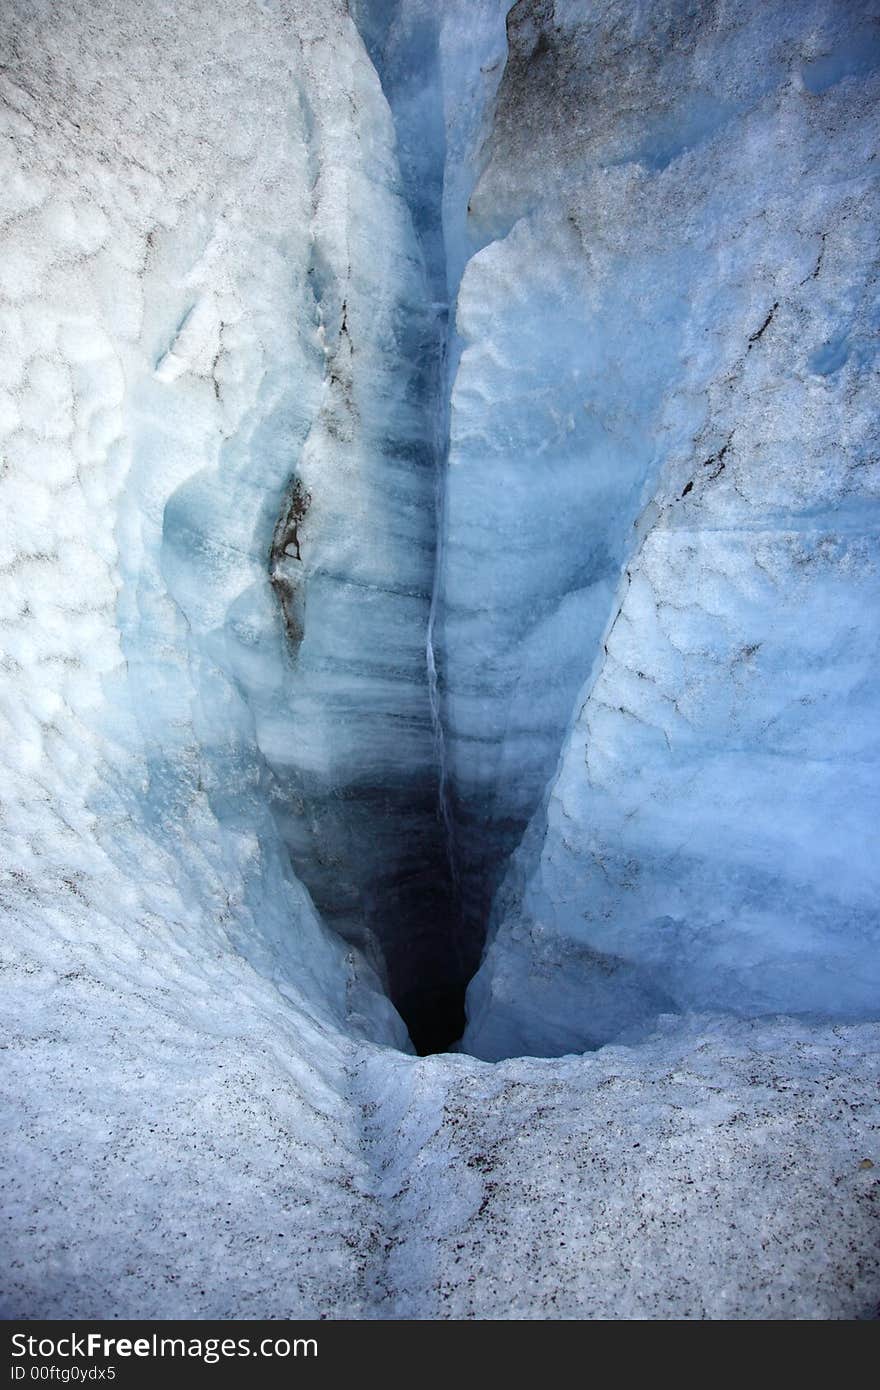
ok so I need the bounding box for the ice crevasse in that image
[0,0,879,1319]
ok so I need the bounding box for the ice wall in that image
[0,0,425,1316]
[0,0,359,1026]
[0,0,481,1058]
[458,0,880,1059]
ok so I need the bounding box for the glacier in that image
[1,0,879,1321]
[455,0,880,1060]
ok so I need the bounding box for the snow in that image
[1,0,879,1321]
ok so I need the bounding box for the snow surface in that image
[1,0,878,1320]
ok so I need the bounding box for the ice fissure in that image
[161,0,880,1063]
[258,2,463,1055]
[258,0,513,1054]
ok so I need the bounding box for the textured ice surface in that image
[1,0,879,1321]
[0,0,412,1318]
[0,0,414,1045]
[6,1004,879,1318]
[0,0,470,1051]
[458,0,880,1059]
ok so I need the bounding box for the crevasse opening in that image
[269,0,496,1054]
[13,0,873,1069]
[268,0,880,1061]
[330,0,668,1057]
[356,0,880,1065]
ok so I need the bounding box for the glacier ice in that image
[1,0,879,1321]
[451,0,880,1060]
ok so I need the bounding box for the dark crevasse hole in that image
[320,782,470,1056]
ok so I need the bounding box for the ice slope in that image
[455,0,880,1059]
